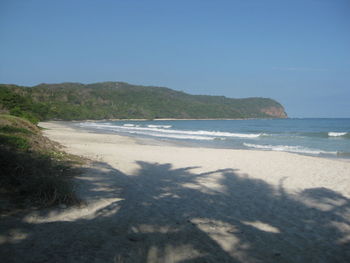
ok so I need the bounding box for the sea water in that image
[76,118,350,158]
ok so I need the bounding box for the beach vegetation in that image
[0,114,82,210]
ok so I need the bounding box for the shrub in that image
[0,147,80,206]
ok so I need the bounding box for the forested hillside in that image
[0,82,287,122]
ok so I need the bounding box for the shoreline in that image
[53,117,287,122]
[39,121,350,196]
[2,120,349,262]
[46,120,350,162]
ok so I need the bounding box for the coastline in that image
[58,117,287,123]
[40,121,350,196]
[2,120,349,262]
[50,119,350,161]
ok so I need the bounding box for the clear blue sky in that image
[1,0,349,117]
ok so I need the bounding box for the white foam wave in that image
[123,124,136,127]
[147,125,172,128]
[328,132,347,137]
[80,123,262,138]
[128,131,215,140]
[243,143,337,155]
[79,122,217,140]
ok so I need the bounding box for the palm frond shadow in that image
[1,160,349,262]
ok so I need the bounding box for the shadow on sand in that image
[1,160,349,262]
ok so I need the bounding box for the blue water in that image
[76,118,350,158]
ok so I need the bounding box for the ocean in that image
[76,118,350,158]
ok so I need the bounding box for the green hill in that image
[0,82,287,122]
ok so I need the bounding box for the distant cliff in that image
[0,82,287,122]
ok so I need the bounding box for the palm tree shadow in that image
[1,160,349,262]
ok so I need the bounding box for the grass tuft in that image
[0,147,80,207]
[0,114,83,210]
[0,134,30,150]
[0,125,33,134]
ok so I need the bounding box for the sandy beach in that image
[1,121,350,262]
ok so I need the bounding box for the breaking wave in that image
[328,132,348,137]
[75,119,350,159]
[79,122,263,140]
[243,143,338,155]
[147,125,172,128]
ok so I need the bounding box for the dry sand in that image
[1,121,350,262]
